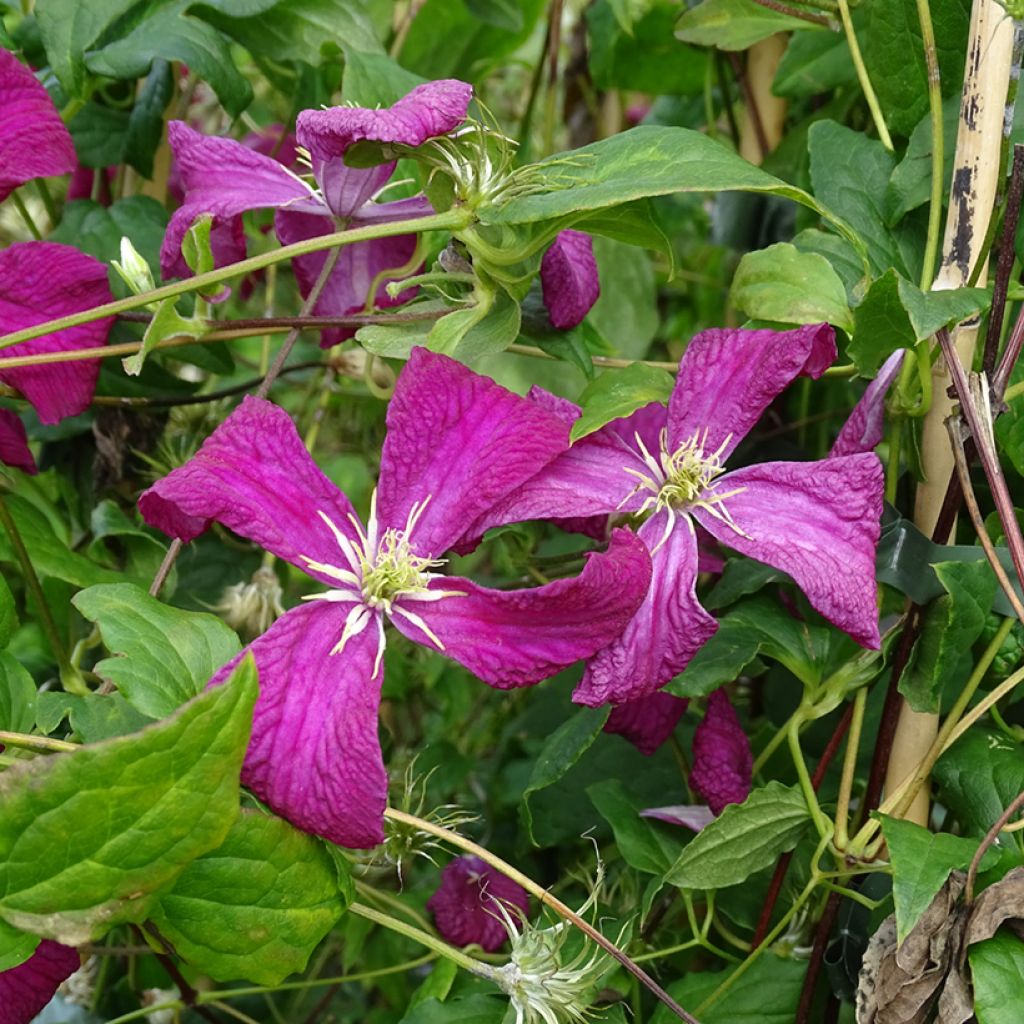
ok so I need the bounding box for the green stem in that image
[0,730,78,753]
[9,191,42,240]
[837,0,894,151]
[834,686,867,850]
[885,415,904,504]
[915,0,943,289]
[0,209,474,353]
[752,707,801,776]
[788,716,833,841]
[33,179,60,231]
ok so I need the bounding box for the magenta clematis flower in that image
[160,80,473,344]
[688,690,752,814]
[0,49,75,204]
[540,230,600,330]
[0,243,115,424]
[139,349,651,848]
[0,940,79,1024]
[427,855,529,952]
[0,410,36,474]
[455,324,883,707]
[603,691,688,756]
[829,349,905,458]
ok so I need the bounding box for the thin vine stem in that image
[916,0,944,288]
[837,0,894,151]
[10,191,42,240]
[833,687,867,850]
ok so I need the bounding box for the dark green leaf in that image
[125,59,173,177]
[587,234,660,360]
[773,27,856,99]
[68,103,130,168]
[72,582,241,718]
[666,782,811,889]
[0,574,16,650]
[934,730,1024,836]
[406,958,457,1009]
[341,50,426,107]
[970,933,1024,1024]
[666,618,762,699]
[885,96,959,224]
[0,653,35,733]
[35,692,154,743]
[675,0,811,51]
[150,809,348,984]
[0,660,256,944]
[464,0,522,31]
[570,362,673,441]
[399,995,508,1024]
[588,778,683,875]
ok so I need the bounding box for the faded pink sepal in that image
[389,528,652,689]
[693,454,883,648]
[830,350,905,458]
[138,396,362,585]
[573,513,718,707]
[604,691,689,756]
[641,805,716,832]
[427,855,529,952]
[0,940,79,1024]
[209,602,388,849]
[667,324,836,460]
[0,410,37,474]
[0,243,114,424]
[540,230,600,329]
[0,50,75,203]
[376,348,572,557]
[689,690,752,815]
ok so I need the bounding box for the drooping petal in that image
[830,349,905,458]
[0,50,75,203]
[540,230,600,330]
[274,207,418,347]
[0,410,36,474]
[376,348,572,556]
[689,689,752,815]
[692,454,883,648]
[603,691,689,756]
[139,396,363,586]
[666,324,836,459]
[573,513,718,707]
[640,805,716,832]
[427,855,529,952]
[0,243,114,424]
[0,940,79,1024]
[389,528,651,688]
[209,602,387,848]
[160,120,318,279]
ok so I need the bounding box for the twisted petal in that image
[693,454,883,648]
[603,691,689,756]
[274,207,418,347]
[427,855,529,952]
[389,528,652,688]
[573,513,718,707]
[540,230,600,329]
[0,50,75,203]
[160,120,317,279]
[689,690,752,815]
[139,396,362,586]
[0,410,36,475]
[667,324,836,459]
[0,940,79,1024]
[640,805,715,832]
[830,349,905,458]
[0,243,114,424]
[376,349,572,556]
[210,602,387,848]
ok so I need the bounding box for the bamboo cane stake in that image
[739,35,789,164]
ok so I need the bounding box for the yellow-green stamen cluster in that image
[360,526,442,612]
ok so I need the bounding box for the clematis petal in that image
[689,689,752,815]
[603,691,689,756]
[640,805,716,832]
[0,940,79,1024]
[210,602,387,848]
[666,324,836,459]
[830,349,905,457]
[427,855,529,952]
[160,120,317,279]
[0,242,114,424]
[0,410,36,474]
[389,528,652,688]
[376,348,572,556]
[139,396,362,586]
[540,230,600,329]
[0,50,75,203]
[692,454,883,648]
[608,399,670,457]
[274,207,418,347]
[573,513,718,707]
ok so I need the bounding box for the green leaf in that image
[428,291,522,362]
[123,296,207,377]
[341,50,426,107]
[0,660,257,945]
[407,958,458,1009]
[885,96,959,224]
[0,653,35,734]
[521,706,609,844]
[68,103,130,168]
[730,242,854,333]
[934,730,1024,836]
[125,59,173,178]
[399,995,508,1024]
[665,782,811,889]
[900,561,998,714]
[0,918,39,972]
[464,0,522,31]
[880,815,998,942]
[588,779,683,876]
[85,3,253,118]
[150,810,348,985]
[72,583,240,718]
[971,933,1024,1024]
[588,234,659,360]
[35,692,154,743]
[666,618,761,699]
[773,27,856,99]
[675,0,811,51]
[570,363,673,442]
[0,574,17,650]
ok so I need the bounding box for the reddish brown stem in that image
[794,890,842,1024]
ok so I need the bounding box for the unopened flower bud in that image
[216,567,285,639]
[112,237,156,297]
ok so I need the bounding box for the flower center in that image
[359,526,442,611]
